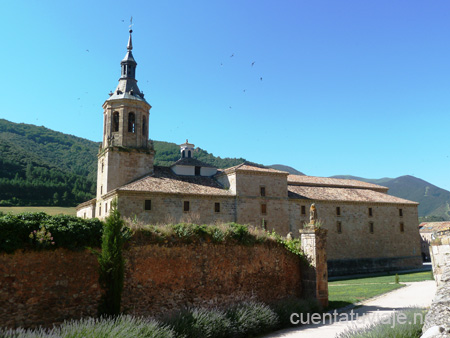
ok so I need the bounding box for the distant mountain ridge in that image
[332,175,450,221]
[1,119,449,220]
[268,164,305,175]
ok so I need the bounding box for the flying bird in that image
[260,77,263,81]
[86,49,89,52]
[230,53,234,58]
[251,62,255,66]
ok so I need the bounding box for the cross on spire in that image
[129,16,133,32]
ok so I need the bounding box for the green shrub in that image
[0,212,103,253]
[226,223,255,245]
[272,297,321,328]
[96,204,126,316]
[226,301,279,337]
[166,307,233,338]
[336,308,426,338]
[0,315,175,338]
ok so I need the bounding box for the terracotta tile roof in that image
[288,175,389,192]
[419,222,450,233]
[288,185,418,204]
[76,198,96,210]
[171,157,217,168]
[218,162,289,175]
[117,166,231,196]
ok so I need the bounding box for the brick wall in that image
[0,240,305,329]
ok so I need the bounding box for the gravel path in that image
[263,280,437,338]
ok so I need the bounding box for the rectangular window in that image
[214,202,220,213]
[262,219,267,230]
[184,201,190,212]
[261,203,267,215]
[101,185,103,195]
[260,186,266,197]
[99,206,102,216]
[301,205,306,215]
[336,207,341,216]
[195,166,201,176]
[369,222,374,234]
[84,212,86,219]
[105,203,108,213]
[337,221,342,234]
[400,222,404,232]
[399,209,403,217]
[145,200,152,211]
[368,207,373,217]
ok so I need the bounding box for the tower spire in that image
[106,21,148,104]
[127,16,133,51]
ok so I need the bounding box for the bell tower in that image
[96,28,154,205]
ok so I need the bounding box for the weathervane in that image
[129,16,133,31]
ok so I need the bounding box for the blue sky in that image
[1,1,450,190]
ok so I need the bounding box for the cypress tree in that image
[97,201,125,316]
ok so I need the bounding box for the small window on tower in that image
[142,117,147,136]
[260,186,266,197]
[99,206,102,216]
[128,112,135,133]
[337,221,342,234]
[215,202,220,213]
[182,150,185,158]
[188,150,192,158]
[336,207,341,216]
[101,161,104,173]
[400,222,405,232]
[368,207,373,217]
[113,112,119,132]
[184,201,190,212]
[145,200,152,211]
[105,203,108,214]
[399,209,403,217]
[195,166,201,176]
[369,222,374,234]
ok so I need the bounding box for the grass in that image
[327,271,433,310]
[330,271,434,285]
[0,206,77,216]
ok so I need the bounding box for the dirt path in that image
[263,280,437,338]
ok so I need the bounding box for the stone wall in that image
[429,236,450,286]
[0,240,308,329]
[422,261,450,337]
[116,193,237,225]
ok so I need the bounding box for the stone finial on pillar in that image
[299,228,328,308]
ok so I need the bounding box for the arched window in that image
[113,112,119,132]
[188,150,191,158]
[142,116,147,136]
[128,112,135,133]
[182,150,185,158]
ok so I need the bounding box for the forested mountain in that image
[0,119,246,206]
[332,175,450,221]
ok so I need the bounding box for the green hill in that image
[0,119,246,207]
[332,174,450,221]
